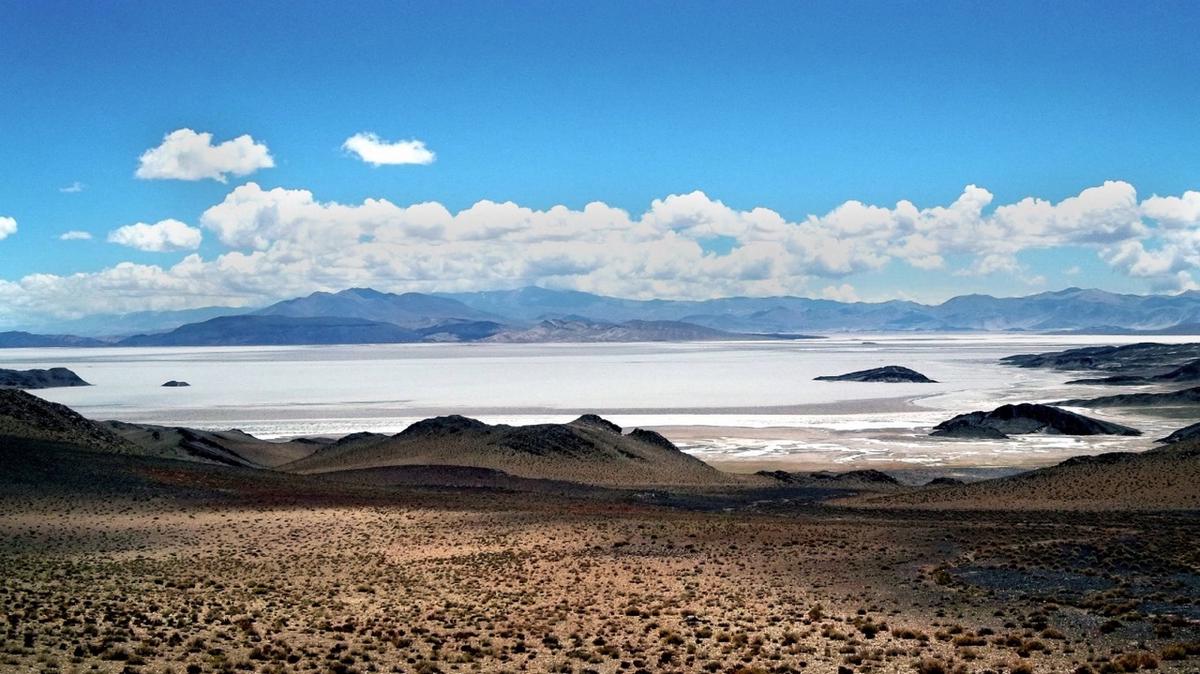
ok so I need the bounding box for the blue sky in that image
[1,1,1199,323]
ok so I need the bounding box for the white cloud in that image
[0,216,15,240]
[59,181,85,194]
[136,129,274,182]
[59,231,92,241]
[1141,190,1200,228]
[5,180,1200,322]
[342,132,435,166]
[107,219,203,252]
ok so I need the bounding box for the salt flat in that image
[4,334,1193,470]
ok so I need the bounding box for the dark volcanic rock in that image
[1158,421,1200,444]
[811,469,901,485]
[161,380,190,387]
[1002,342,1200,373]
[931,403,1141,439]
[1055,386,1200,408]
[1068,358,1200,385]
[757,468,900,485]
[628,428,677,450]
[0,367,90,389]
[398,415,490,438]
[571,414,622,434]
[815,365,936,383]
[924,476,965,487]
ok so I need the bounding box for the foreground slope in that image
[282,414,732,487]
[0,389,135,452]
[864,440,1200,510]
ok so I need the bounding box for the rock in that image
[1055,386,1200,408]
[628,428,678,450]
[815,365,937,383]
[757,468,900,486]
[0,367,90,390]
[161,380,190,387]
[924,476,965,487]
[1068,359,1200,385]
[1002,342,1200,372]
[931,403,1141,439]
[397,415,490,438]
[571,414,622,434]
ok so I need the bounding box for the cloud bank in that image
[342,133,436,166]
[2,180,1198,324]
[136,129,274,182]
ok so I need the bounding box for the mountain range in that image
[6,286,1200,346]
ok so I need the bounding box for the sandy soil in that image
[1,479,1197,674]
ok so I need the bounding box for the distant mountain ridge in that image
[442,286,1200,333]
[8,286,1200,346]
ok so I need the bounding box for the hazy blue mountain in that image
[444,286,1200,333]
[117,315,423,346]
[15,306,253,338]
[483,318,802,343]
[0,331,107,348]
[256,287,503,329]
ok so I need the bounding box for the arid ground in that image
[2,455,1197,674]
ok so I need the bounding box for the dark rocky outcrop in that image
[924,476,965,487]
[1002,342,1200,373]
[1068,359,1200,385]
[931,403,1141,439]
[628,428,677,450]
[0,367,90,389]
[1158,421,1200,444]
[571,414,622,434]
[397,415,491,438]
[756,468,900,486]
[161,380,190,387]
[815,365,936,383]
[811,469,900,484]
[1055,386,1200,408]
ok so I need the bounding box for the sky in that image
[1,1,1199,326]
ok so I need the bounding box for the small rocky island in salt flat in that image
[814,365,937,383]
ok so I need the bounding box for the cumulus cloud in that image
[136,129,274,182]
[59,231,92,241]
[342,132,436,166]
[107,219,203,252]
[1141,190,1200,228]
[0,216,16,240]
[4,180,1200,322]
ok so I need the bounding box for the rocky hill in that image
[814,365,936,383]
[0,367,90,389]
[0,390,135,452]
[1055,386,1200,408]
[280,414,732,487]
[931,403,1140,439]
[103,421,324,468]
